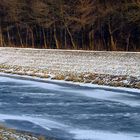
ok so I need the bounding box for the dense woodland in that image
[0,0,140,51]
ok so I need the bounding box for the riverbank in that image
[0,125,46,140]
[0,47,140,89]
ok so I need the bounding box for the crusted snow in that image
[0,47,140,77]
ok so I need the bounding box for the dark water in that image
[0,75,140,140]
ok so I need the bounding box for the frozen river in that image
[0,75,140,140]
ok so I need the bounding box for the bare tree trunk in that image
[54,24,60,49]
[64,28,67,49]
[31,29,34,48]
[26,27,29,47]
[60,28,63,49]
[42,28,47,49]
[16,24,24,48]
[82,28,84,49]
[0,26,3,47]
[34,26,38,47]
[29,27,34,48]
[108,23,117,51]
[126,33,130,51]
[65,25,76,49]
[7,27,11,46]
[50,28,52,49]
[89,30,94,50]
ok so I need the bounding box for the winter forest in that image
[0,0,140,51]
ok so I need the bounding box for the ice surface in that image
[0,114,68,131]
[70,129,140,140]
[0,75,140,140]
[78,89,140,107]
[1,114,140,140]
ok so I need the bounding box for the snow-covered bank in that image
[0,47,140,89]
[0,72,140,94]
[0,125,45,140]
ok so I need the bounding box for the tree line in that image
[0,0,140,51]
